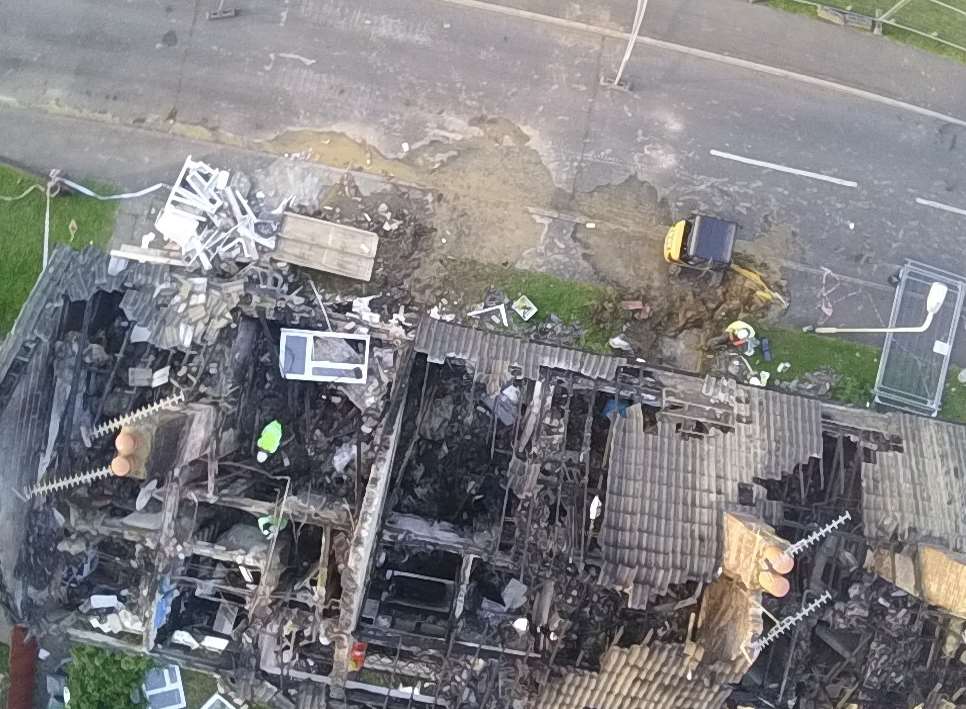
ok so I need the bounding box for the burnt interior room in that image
[736,426,966,709]
[229,317,375,509]
[363,547,462,638]
[387,352,632,568]
[387,355,519,534]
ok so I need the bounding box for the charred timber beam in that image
[190,490,352,530]
[331,342,416,690]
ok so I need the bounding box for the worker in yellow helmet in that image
[709,320,759,357]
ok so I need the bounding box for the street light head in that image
[926,282,948,315]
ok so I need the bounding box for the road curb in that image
[435,0,966,129]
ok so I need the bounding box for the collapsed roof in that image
[0,244,964,707]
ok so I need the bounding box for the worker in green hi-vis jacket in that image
[256,419,282,463]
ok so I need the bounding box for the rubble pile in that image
[817,575,942,702]
[151,156,282,273]
[311,174,431,294]
[5,159,966,709]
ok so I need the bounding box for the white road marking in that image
[915,197,966,217]
[709,149,858,187]
[430,0,966,129]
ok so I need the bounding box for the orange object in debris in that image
[348,641,367,671]
[763,545,794,574]
[111,456,132,477]
[758,571,790,598]
[115,431,139,455]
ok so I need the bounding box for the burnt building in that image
[0,248,964,708]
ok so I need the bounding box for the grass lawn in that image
[0,641,9,673]
[767,0,888,16]
[765,0,966,63]
[0,164,117,334]
[891,0,966,57]
[750,326,966,421]
[438,260,623,353]
[181,667,219,708]
[750,327,881,406]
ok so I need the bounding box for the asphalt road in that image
[2,0,966,288]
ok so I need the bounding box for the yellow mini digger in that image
[663,214,786,306]
[663,214,737,284]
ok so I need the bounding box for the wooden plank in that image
[280,212,378,257]
[272,239,374,281]
[275,212,378,280]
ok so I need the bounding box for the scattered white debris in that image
[777,361,791,373]
[585,222,596,229]
[512,617,529,633]
[502,578,528,610]
[608,334,632,351]
[429,305,456,322]
[152,156,279,273]
[171,630,201,650]
[468,303,509,327]
[589,495,602,520]
[352,296,382,325]
[90,594,121,610]
[333,441,357,473]
[749,371,771,387]
[278,52,316,66]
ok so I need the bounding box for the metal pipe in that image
[811,313,935,334]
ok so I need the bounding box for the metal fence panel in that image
[873,260,965,417]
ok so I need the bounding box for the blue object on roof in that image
[603,399,632,418]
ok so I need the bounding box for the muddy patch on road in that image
[255,118,789,369]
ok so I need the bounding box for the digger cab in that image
[663,215,736,271]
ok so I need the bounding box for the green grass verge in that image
[0,164,118,334]
[442,261,623,353]
[750,327,881,406]
[750,327,966,421]
[181,668,219,708]
[767,0,887,16]
[882,23,966,63]
[893,0,966,49]
[764,0,966,64]
[765,0,823,15]
[0,641,9,674]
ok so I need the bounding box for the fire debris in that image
[0,159,963,709]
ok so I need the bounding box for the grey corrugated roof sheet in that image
[859,412,966,552]
[414,318,621,381]
[537,576,761,709]
[601,411,719,607]
[533,641,736,709]
[0,248,170,411]
[740,386,825,480]
[601,387,823,607]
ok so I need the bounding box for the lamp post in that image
[613,0,648,87]
[805,282,948,334]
